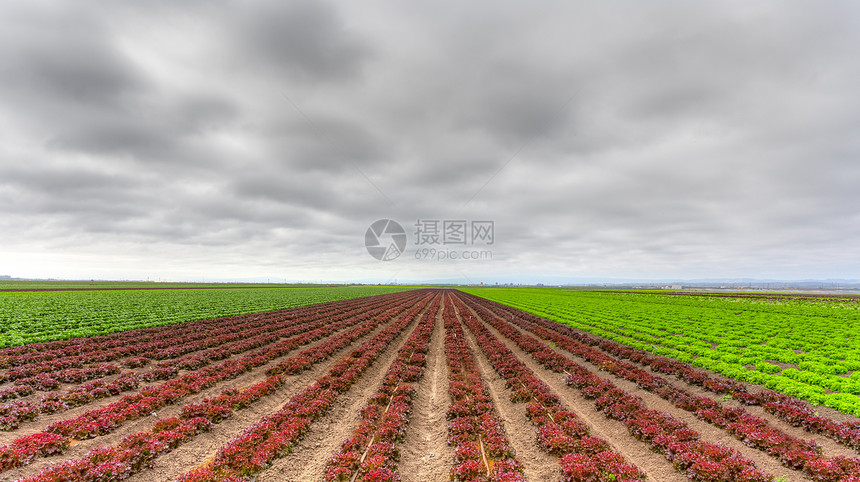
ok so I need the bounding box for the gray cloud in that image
[233,1,372,84]
[0,4,142,107]
[1,0,859,281]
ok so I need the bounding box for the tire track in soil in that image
[2,315,400,482]
[453,306,560,482]
[398,306,452,482]
[456,299,687,482]
[486,303,860,459]
[478,313,800,481]
[257,302,437,482]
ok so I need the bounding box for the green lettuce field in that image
[465,287,860,416]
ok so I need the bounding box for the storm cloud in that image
[1,0,859,282]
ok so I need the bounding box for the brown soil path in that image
[453,305,561,481]
[398,305,454,482]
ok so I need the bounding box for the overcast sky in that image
[1,1,859,283]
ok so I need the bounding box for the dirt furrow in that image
[257,304,433,482]
[398,306,453,482]
[457,313,561,481]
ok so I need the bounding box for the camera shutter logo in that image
[365,219,407,261]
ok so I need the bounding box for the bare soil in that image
[398,307,454,482]
[459,314,562,481]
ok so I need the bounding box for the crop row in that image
[449,294,645,481]
[18,292,434,482]
[1,310,262,364]
[0,301,360,410]
[44,293,416,441]
[1,291,392,382]
[454,292,774,482]
[0,291,429,475]
[323,293,439,482]
[0,293,404,430]
[261,294,419,379]
[442,294,525,482]
[1,322,314,430]
[16,291,434,481]
[175,292,441,481]
[1,310,285,376]
[469,294,860,481]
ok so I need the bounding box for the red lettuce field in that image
[1,288,859,481]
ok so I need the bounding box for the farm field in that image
[3,288,860,481]
[463,288,860,417]
[0,286,410,347]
